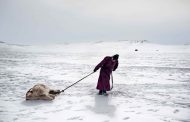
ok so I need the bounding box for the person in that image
[94,54,119,95]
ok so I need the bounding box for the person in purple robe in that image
[94,54,119,95]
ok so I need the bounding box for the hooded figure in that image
[94,54,119,95]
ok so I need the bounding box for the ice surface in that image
[0,41,190,122]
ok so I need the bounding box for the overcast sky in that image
[0,0,190,44]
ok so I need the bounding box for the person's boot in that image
[103,90,108,96]
[98,90,103,95]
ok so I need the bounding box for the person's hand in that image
[93,68,97,72]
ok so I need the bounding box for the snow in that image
[0,41,190,122]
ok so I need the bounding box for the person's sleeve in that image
[94,57,107,72]
[113,60,118,71]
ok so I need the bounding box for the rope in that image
[61,72,94,92]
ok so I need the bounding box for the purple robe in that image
[94,56,118,91]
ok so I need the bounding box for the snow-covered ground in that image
[0,41,190,122]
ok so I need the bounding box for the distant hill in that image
[117,40,149,43]
[0,41,5,43]
[0,41,29,46]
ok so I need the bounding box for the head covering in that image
[112,54,119,60]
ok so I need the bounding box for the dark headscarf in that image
[113,54,119,60]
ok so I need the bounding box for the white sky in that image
[0,0,190,44]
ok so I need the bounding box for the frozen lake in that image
[0,41,190,122]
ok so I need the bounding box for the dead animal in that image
[26,84,61,100]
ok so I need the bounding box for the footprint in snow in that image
[64,106,72,110]
[123,117,130,120]
[67,116,83,120]
[125,110,135,113]
[103,120,110,122]
[147,109,158,112]
[173,109,179,113]
[67,100,73,104]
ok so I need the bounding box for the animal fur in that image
[26,84,61,100]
